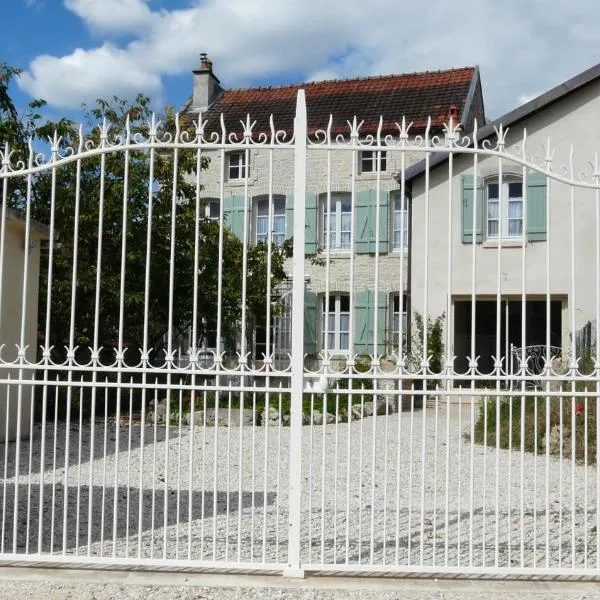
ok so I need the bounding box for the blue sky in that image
[4,0,600,126]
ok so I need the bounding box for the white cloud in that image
[16,0,600,118]
[64,0,154,33]
[19,45,161,109]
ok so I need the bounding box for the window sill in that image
[356,172,390,180]
[483,239,527,248]
[318,248,352,257]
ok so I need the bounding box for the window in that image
[228,151,247,180]
[392,193,409,250]
[255,196,286,246]
[206,199,220,221]
[321,193,352,251]
[487,178,523,239]
[322,294,350,352]
[360,150,387,173]
[392,294,408,350]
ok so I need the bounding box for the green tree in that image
[1,66,291,363]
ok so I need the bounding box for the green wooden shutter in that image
[305,192,318,254]
[368,290,387,357]
[526,172,547,241]
[354,290,388,356]
[462,175,483,243]
[304,290,318,354]
[354,290,369,354]
[225,195,246,239]
[355,190,374,253]
[376,191,389,253]
[285,194,294,240]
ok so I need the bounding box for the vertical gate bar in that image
[495,155,505,568]
[445,150,454,567]
[596,152,600,569]
[100,384,108,556]
[37,139,58,553]
[75,382,84,554]
[0,148,10,548]
[188,141,203,561]
[176,388,183,559]
[50,382,58,553]
[112,117,131,559]
[137,128,157,559]
[22,143,35,555]
[569,149,576,569]
[200,386,207,559]
[596,162,600,570]
[394,378,403,565]
[162,132,181,561]
[1,377,10,553]
[225,386,232,560]
[432,389,439,565]
[276,384,283,563]
[370,126,383,565]
[358,388,365,564]
[284,88,307,577]
[126,384,133,557]
[468,129,479,567]
[407,387,414,565]
[237,141,251,562]
[262,140,275,565]
[150,387,158,558]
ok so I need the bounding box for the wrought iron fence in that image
[0,90,598,578]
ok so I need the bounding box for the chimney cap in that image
[199,53,213,71]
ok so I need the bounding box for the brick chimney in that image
[446,105,461,130]
[192,53,223,112]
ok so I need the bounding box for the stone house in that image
[182,56,485,363]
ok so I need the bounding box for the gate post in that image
[284,89,307,578]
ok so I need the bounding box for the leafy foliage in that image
[2,68,291,362]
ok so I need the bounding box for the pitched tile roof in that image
[183,67,480,139]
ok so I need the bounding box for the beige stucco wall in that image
[410,77,600,358]
[0,220,43,442]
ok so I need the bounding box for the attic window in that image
[360,150,387,173]
[228,151,247,180]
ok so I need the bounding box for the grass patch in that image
[473,381,598,464]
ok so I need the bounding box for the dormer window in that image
[228,151,247,180]
[360,150,387,173]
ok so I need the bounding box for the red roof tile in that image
[183,67,481,139]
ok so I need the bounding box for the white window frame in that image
[205,198,220,221]
[360,149,387,173]
[391,192,409,250]
[255,195,286,246]
[392,293,408,352]
[321,294,350,353]
[227,151,247,180]
[321,192,352,252]
[486,176,523,240]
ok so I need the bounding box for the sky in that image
[3,0,600,125]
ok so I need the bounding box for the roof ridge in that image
[222,66,476,94]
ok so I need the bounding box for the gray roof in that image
[404,61,600,182]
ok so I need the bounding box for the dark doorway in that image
[453,298,562,375]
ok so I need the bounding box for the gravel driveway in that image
[0,396,597,575]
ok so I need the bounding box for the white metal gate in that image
[0,90,599,579]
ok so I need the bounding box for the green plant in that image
[473,389,598,464]
[409,311,445,389]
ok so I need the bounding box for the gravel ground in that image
[0,396,598,581]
